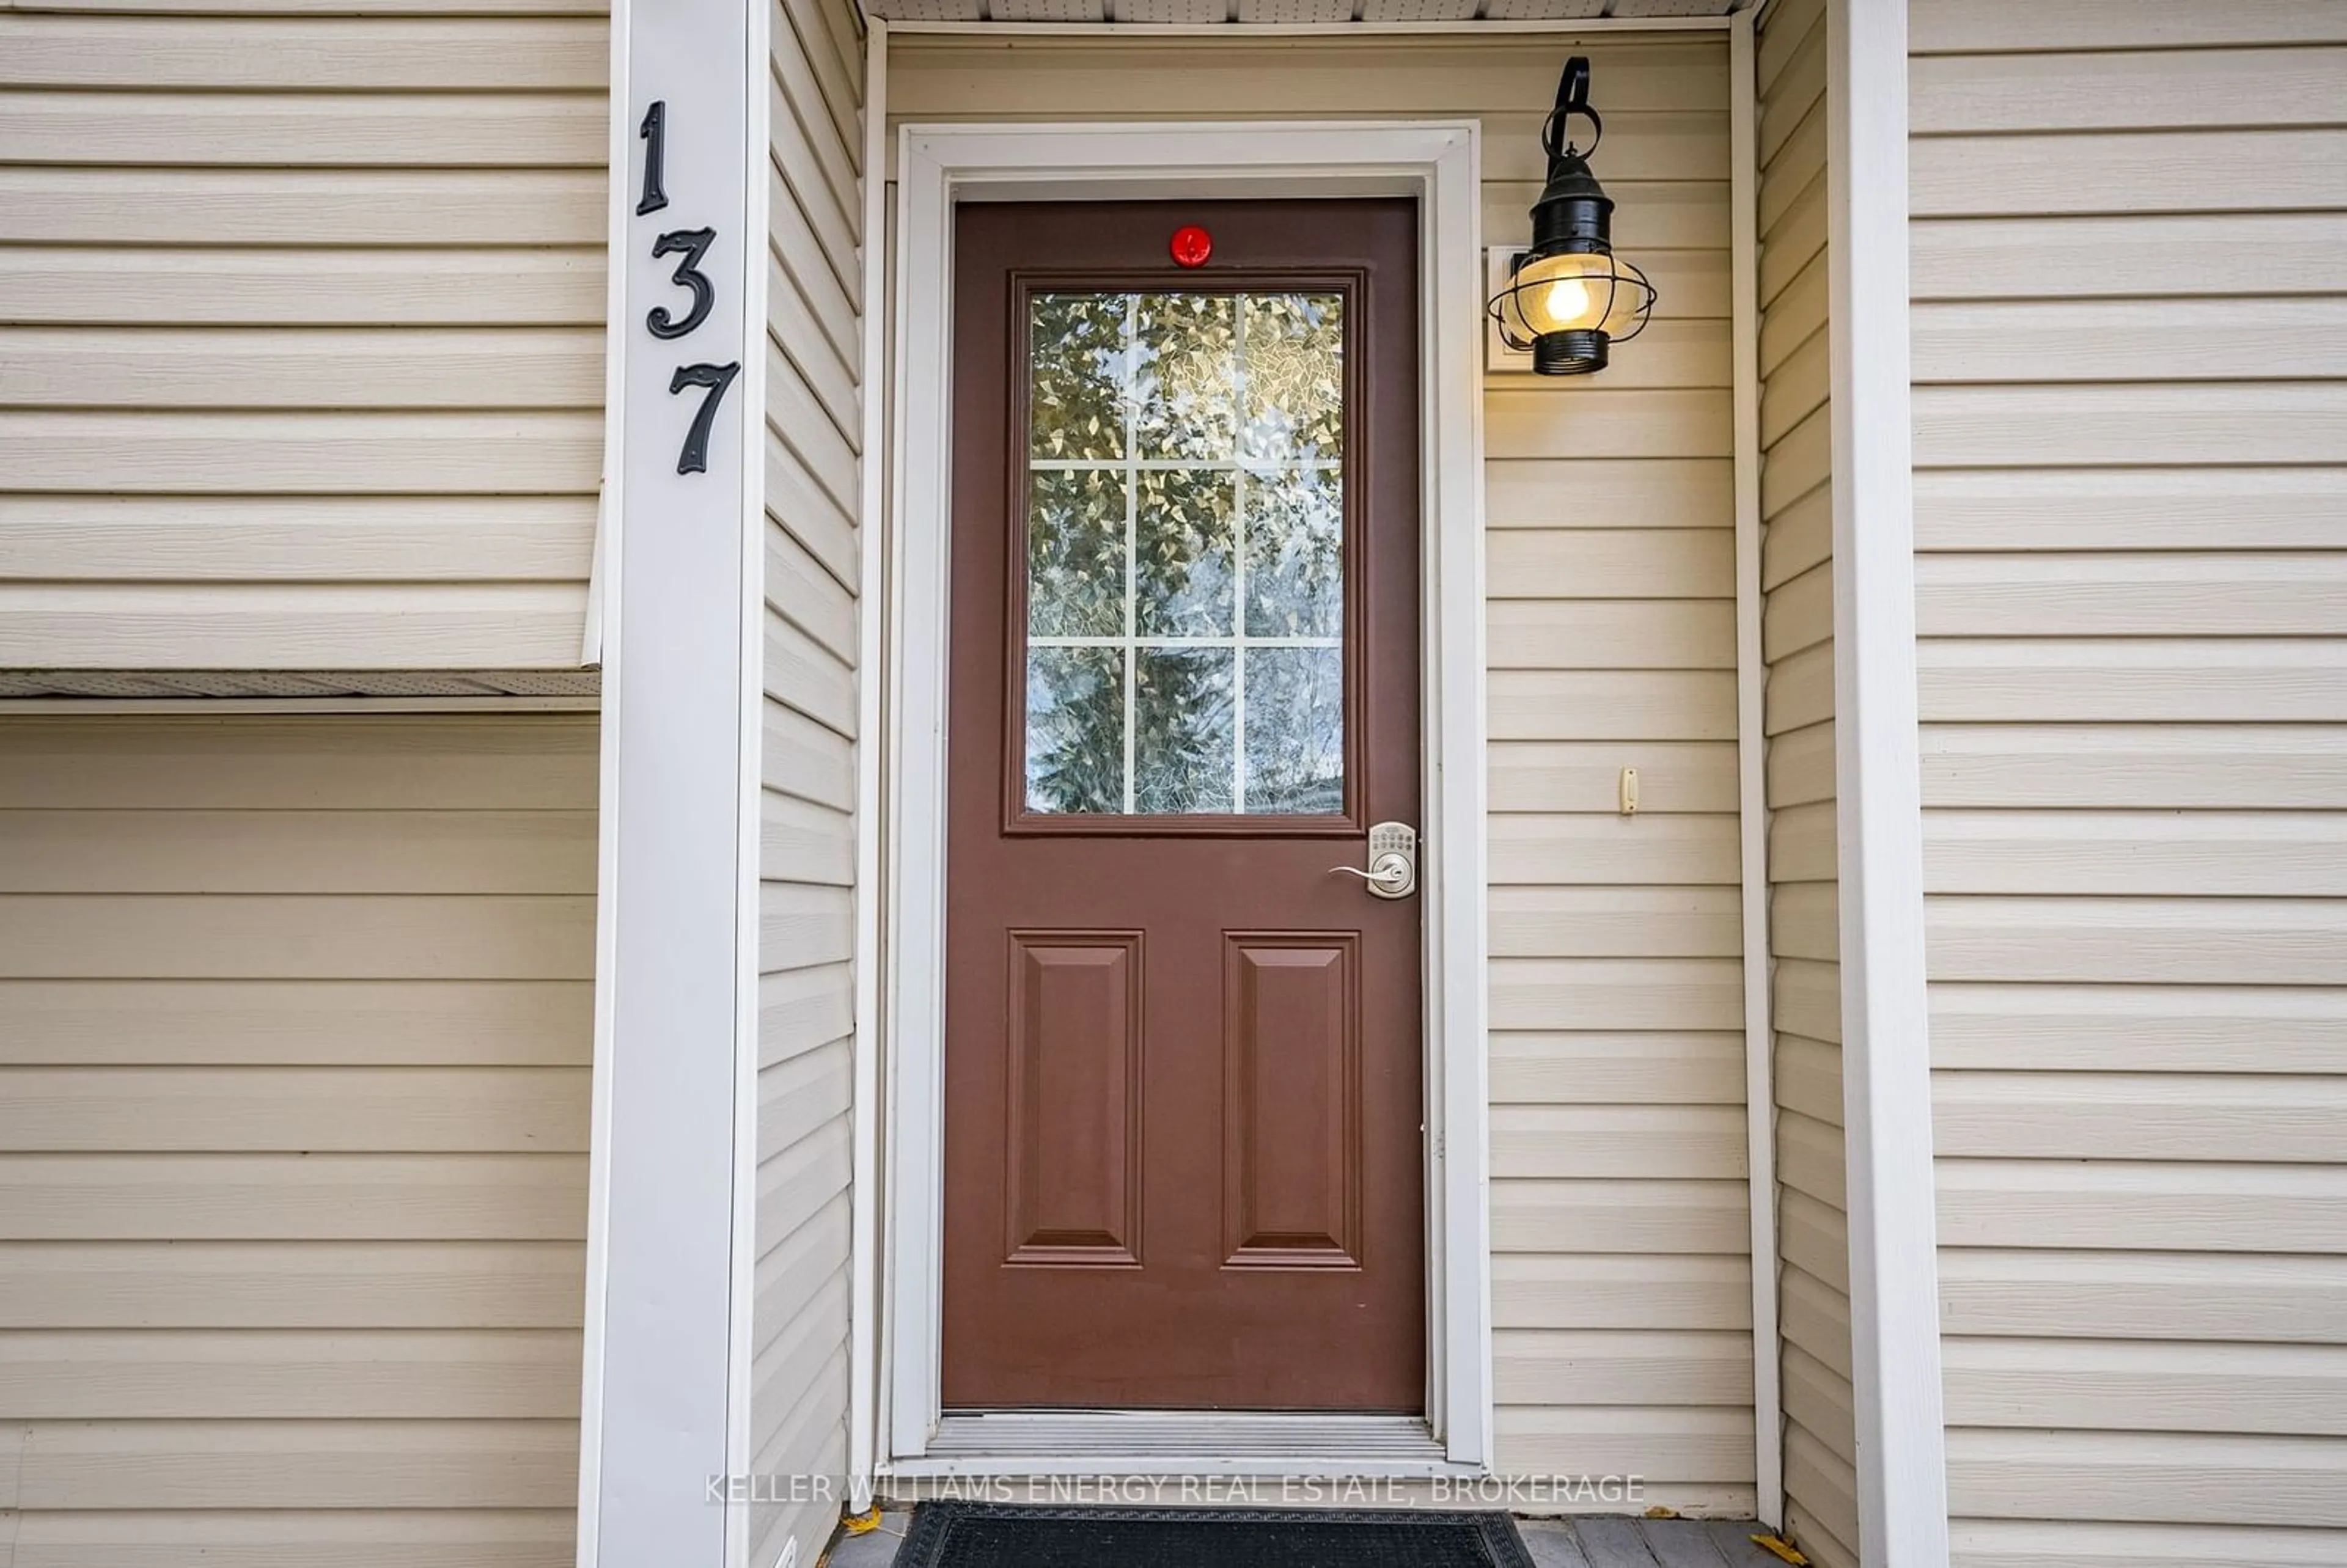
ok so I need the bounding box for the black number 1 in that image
[668,362,741,475]
[637,100,669,216]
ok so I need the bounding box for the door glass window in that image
[1024,291,1346,816]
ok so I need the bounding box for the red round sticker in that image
[1169,225,1213,269]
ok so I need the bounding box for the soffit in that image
[863,0,1746,24]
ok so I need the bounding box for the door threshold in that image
[887,1410,1467,1478]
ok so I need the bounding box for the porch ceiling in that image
[862,0,1746,24]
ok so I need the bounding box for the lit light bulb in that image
[1542,274,1595,330]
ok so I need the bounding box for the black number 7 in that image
[668,362,741,475]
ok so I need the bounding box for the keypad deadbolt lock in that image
[1331,821,1419,900]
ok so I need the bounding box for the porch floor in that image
[827,1509,1791,1567]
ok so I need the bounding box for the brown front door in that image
[941,199,1423,1411]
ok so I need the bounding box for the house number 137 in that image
[639,99,741,476]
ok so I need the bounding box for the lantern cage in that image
[1488,251,1658,376]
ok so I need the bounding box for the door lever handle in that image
[1330,822,1419,900]
[1331,854,1414,899]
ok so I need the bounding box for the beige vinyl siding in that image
[894,35,1754,1512]
[751,0,863,1564]
[0,4,606,672]
[1754,1,1855,1563]
[0,715,594,1566]
[1911,4,2347,1562]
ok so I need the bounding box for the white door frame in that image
[872,119,1492,1473]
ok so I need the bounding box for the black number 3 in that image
[669,362,741,475]
[648,227,716,340]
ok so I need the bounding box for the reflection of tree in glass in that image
[1026,648,1124,813]
[1244,466,1343,639]
[1136,469,1236,637]
[1134,295,1238,460]
[1134,649,1235,813]
[1030,295,1127,460]
[1023,290,1348,818]
[1242,295,1343,461]
[1245,647,1345,813]
[1029,468,1126,637]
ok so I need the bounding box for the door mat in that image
[895,1502,1537,1568]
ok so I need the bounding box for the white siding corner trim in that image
[878,119,1491,1474]
[732,7,774,1568]
[848,15,891,1518]
[1727,4,1785,1533]
[1824,0,1950,1561]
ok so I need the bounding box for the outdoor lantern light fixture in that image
[1488,57,1658,376]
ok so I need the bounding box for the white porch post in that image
[1825,0,1952,1561]
[579,0,763,1563]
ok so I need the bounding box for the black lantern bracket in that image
[1543,56,1603,161]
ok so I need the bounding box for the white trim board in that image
[846,13,892,1522]
[1825,0,1952,1561]
[0,696,600,715]
[1727,4,1783,1534]
[577,1,762,1563]
[875,119,1492,1474]
[724,1,773,1563]
[0,670,600,700]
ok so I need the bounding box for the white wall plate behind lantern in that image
[1485,245,1535,373]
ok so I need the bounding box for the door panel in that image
[1222,932,1362,1268]
[942,199,1422,1411]
[1002,931,1144,1266]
